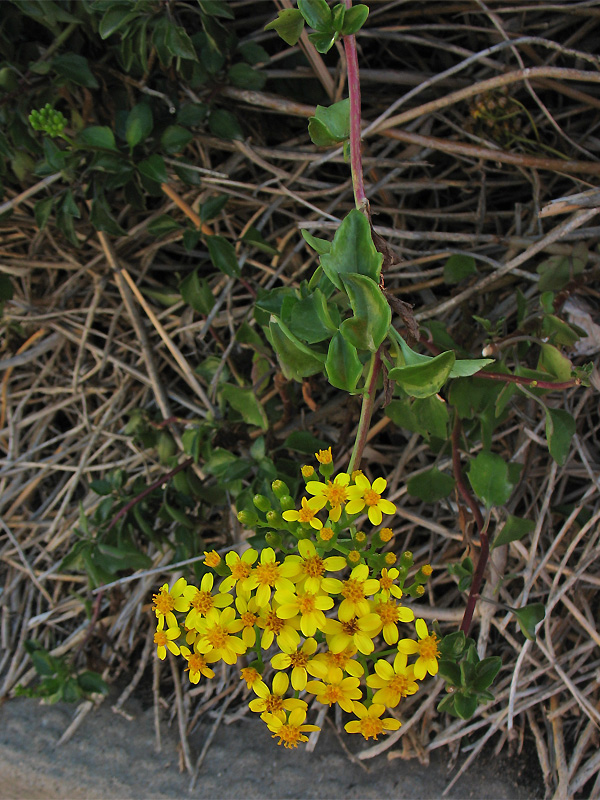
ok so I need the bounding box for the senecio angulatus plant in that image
[150,0,590,747]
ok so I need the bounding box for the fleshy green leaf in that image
[268,317,326,382]
[34,196,54,230]
[208,108,244,141]
[341,4,369,35]
[536,242,587,291]
[206,235,240,277]
[545,407,575,466]
[388,351,455,399]
[538,343,572,381]
[160,125,193,154]
[472,657,502,692]
[99,6,138,39]
[308,98,350,146]
[289,290,336,343]
[90,195,126,236]
[227,62,266,91]
[467,450,512,507]
[138,154,168,184]
[298,0,332,31]
[180,270,215,314]
[165,25,197,60]
[308,30,337,53]
[147,215,182,237]
[513,603,545,641]
[319,210,383,290]
[449,358,494,378]
[78,126,118,151]
[302,229,331,255]
[264,8,304,46]
[125,104,153,151]
[454,692,478,720]
[407,468,455,502]
[491,515,535,550]
[52,53,98,88]
[221,384,268,430]
[325,332,363,391]
[339,273,391,352]
[444,254,477,284]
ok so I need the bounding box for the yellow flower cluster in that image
[152,453,439,749]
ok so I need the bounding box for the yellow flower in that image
[248,672,303,721]
[397,618,440,679]
[271,638,324,691]
[220,549,258,595]
[240,666,262,689]
[246,547,297,607]
[153,617,181,660]
[309,645,364,679]
[366,652,419,708]
[282,539,345,594]
[378,567,403,600]
[338,564,380,621]
[344,702,401,740]
[305,472,350,522]
[345,474,396,525]
[235,593,259,648]
[384,552,397,565]
[256,602,301,652]
[379,527,393,543]
[152,577,195,628]
[306,666,362,713]
[322,613,380,656]
[185,572,232,630]
[315,447,332,464]
[274,587,333,637]
[263,706,320,749]
[372,597,415,645]
[318,526,335,543]
[194,606,246,665]
[180,646,215,684]
[203,550,221,568]
[282,496,324,531]
[301,465,315,478]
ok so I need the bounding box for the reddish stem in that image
[343,1,367,210]
[479,371,580,390]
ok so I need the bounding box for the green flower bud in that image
[277,494,295,512]
[401,550,414,569]
[266,510,283,527]
[253,494,271,513]
[271,479,290,499]
[237,509,259,527]
[265,531,282,548]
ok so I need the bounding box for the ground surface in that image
[0,692,543,800]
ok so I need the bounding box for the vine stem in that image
[348,349,382,474]
[343,0,367,211]
[451,415,490,634]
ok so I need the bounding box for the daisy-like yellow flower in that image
[152,577,195,629]
[305,472,350,522]
[378,567,403,600]
[273,587,333,637]
[240,666,262,689]
[344,702,401,740]
[366,653,419,708]
[338,564,380,622]
[282,496,324,531]
[153,617,181,660]
[263,705,320,749]
[271,638,326,691]
[282,539,345,594]
[345,474,396,525]
[256,602,301,652]
[179,646,216,684]
[246,547,297,608]
[372,597,415,645]
[306,666,362,713]
[309,644,364,679]
[220,549,258,595]
[322,613,380,655]
[185,572,233,630]
[248,672,304,722]
[315,447,332,464]
[194,606,246,665]
[397,618,440,679]
[235,593,259,648]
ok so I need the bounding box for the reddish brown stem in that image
[343,0,367,210]
[479,371,580,390]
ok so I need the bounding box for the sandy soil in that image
[0,692,543,800]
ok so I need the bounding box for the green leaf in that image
[407,468,455,502]
[308,98,350,146]
[302,229,331,254]
[227,62,266,91]
[238,42,269,65]
[208,108,244,141]
[177,103,208,126]
[206,235,240,277]
[339,273,391,352]
[34,196,54,230]
[165,25,197,60]
[160,125,193,154]
[201,194,229,222]
[78,126,118,151]
[0,273,14,302]
[76,671,109,695]
[439,631,466,659]
[138,154,168,184]
[308,31,337,53]
[90,195,126,236]
[268,317,326,382]
[99,6,138,38]
[444,254,477,284]
[320,210,383,290]
[241,226,279,256]
[541,314,582,347]
[472,657,502,692]
[454,692,478,720]
[290,290,336,343]
[125,104,153,151]
[325,332,363,391]
[197,0,234,18]
[52,53,98,88]
[545,407,575,466]
[264,8,304,45]
[513,603,545,641]
[341,4,369,35]
[449,358,494,378]
[221,384,268,430]
[438,660,461,687]
[388,351,455,399]
[147,215,182,237]
[284,430,330,454]
[491,515,535,550]
[538,343,572,381]
[467,451,512,507]
[90,479,113,496]
[298,0,332,31]
[537,242,587,291]
[180,270,214,314]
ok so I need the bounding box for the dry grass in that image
[1,2,599,796]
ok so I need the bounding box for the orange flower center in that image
[154,630,168,647]
[206,624,228,650]
[359,717,384,740]
[276,723,302,748]
[187,653,207,673]
[379,573,393,592]
[265,610,285,634]
[152,590,174,616]
[241,611,257,628]
[297,594,316,615]
[326,651,350,669]
[417,634,440,660]
[255,561,280,586]
[231,561,251,581]
[341,618,359,636]
[265,694,284,714]
[363,489,381,507]
[191,590,214,615]
[289,650,309,669]
[325,482,347,506]
[341,578,365,603]
[297,504,317,523]
[303,555,324,578]
[241,667,260,686]
[323,685,343,705]
[376,601,400,625]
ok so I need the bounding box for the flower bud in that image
[253,494,271,513]
[265,531,282,548]
[278,494,295,512]
[266,510,283,527]
[272,479,290,499]
[237,509,259,527]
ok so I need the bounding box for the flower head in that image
[344,702,401,740]
[366,652,419,707]
[153,616,181,660]
[180,646,215,684]
[204,550,221,568]
[338,563,380,621]
[248,672,304,721]
[194,606,246,665]
[185,572,232,630]
[246,547,296,607]
[256,602,301,652]
[282,496,324,531]
[322,613,380,656]
[378,567,403,600]
[220,549,258,595]
[315,447,332,464]
[397,618,440,679]
[305,472,350,522]
[262,705,319,748]
[283,539,345,594]
[345,474,396,525]
[372,597,415,645]
[306,667,362,713]
[271,638,323,691]
[152,577,195,628]
[240,666,262,689]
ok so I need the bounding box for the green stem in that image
[348,349,382,474]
